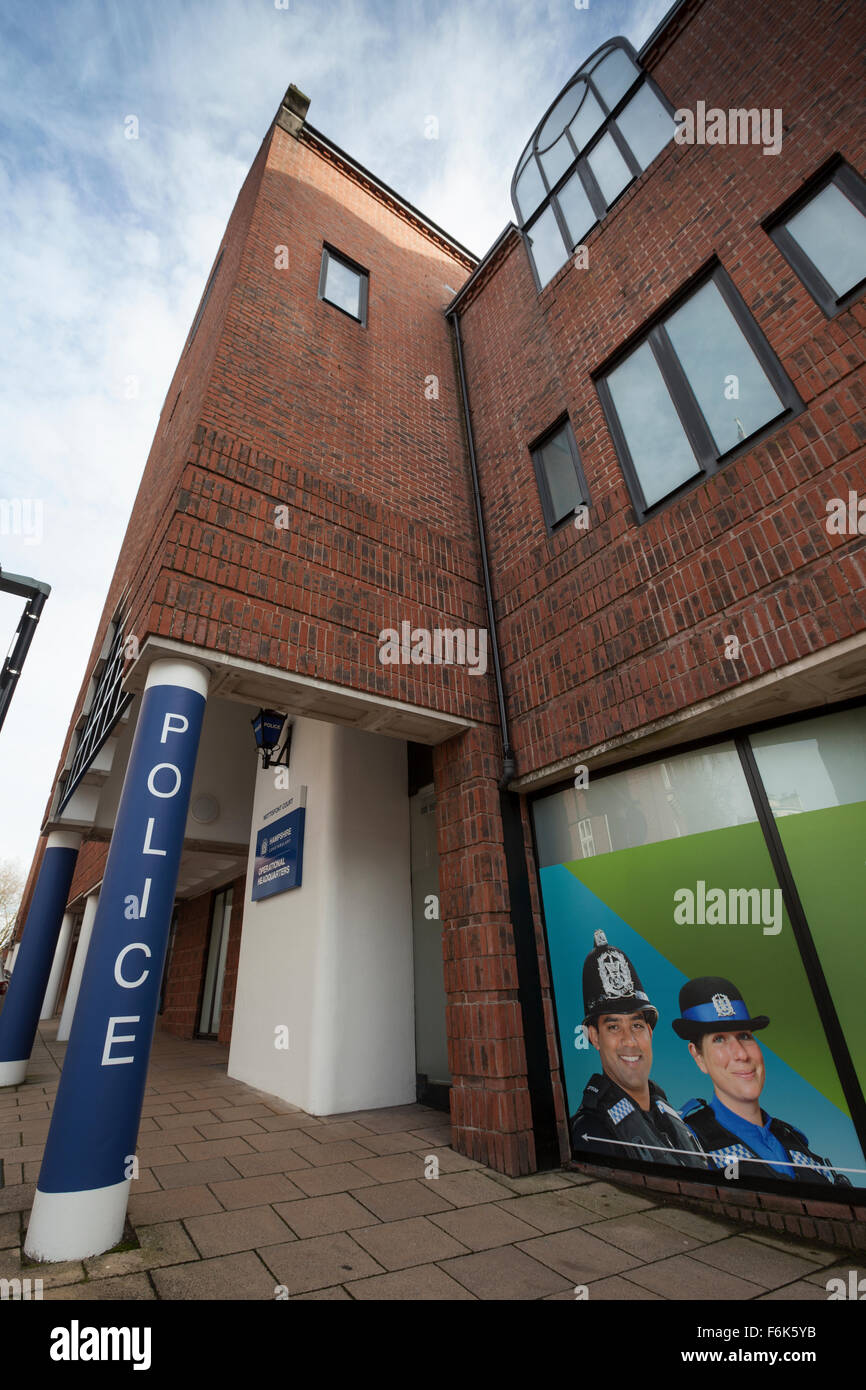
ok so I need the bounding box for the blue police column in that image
[25,659,209,1261]
[0,830,81,1086]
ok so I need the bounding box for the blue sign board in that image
[252,806,306,900]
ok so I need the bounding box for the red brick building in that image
[12,0,866,1237]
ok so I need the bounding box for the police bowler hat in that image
[582,930,659,1029]
[672,976,769,1041]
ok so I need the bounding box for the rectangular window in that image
[767,162,866,317]
[597,265,802,519]
[531,419,590,532]
[318,245,368,324]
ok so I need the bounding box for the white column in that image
[56,891,99,1042]
[40,912,75,1020]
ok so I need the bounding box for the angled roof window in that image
[511,38,676,291]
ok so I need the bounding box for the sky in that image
[0,0,672,876]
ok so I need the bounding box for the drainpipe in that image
[447,307,560,1169]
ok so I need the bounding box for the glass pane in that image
[538,80,586,148]
[324,255,361,318]
[210,887,233,1036]
[557,168,596,247]
[539,131,574,189]
[539,427,581,523]
[590,46,639,111]
[515,156,546,221]
[586,131,632,206]
[569,88,605,153]
[750,709,866,1099]
[785,181,866,299]
[606,341,700,506]
[616,83,675,170]
[665,279,784,454]
[526,205,568,288]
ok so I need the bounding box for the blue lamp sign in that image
[252,787,306,901]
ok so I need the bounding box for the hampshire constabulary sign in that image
[252,788,306,901]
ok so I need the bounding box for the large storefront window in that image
[532,708,866,1190]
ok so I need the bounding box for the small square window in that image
[767,163,866,317]
[318,246,368,324]
[531,419,590,532]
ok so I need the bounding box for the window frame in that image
[512,38,678,294]
[595,262,804,524]
[318,244,369,325]
[765,160,866,319]
[530,417,591,536]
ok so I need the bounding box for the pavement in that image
[0,1019,859,1301]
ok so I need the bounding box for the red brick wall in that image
[457,0,866,781]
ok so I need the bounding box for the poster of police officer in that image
[532,733,866,1191]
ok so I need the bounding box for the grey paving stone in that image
[415,1146,485,1173]
[0,1183,35,1214]
[129,1183,224,1226]
[152,1157,239,1189]
[154,1111,220,1129]
[625,1253,766,1300]
[353,1152,431,1183]
[348,1264,477,1300]
[430,1202,541,1252]
[582,1212,703,1260]
[353,1179,456,1221]
[491,1171,580,1196]
[348,1130,428,1156]
[289,1284,352,1300]
[0,1211,21,1249]
[580,1275,665,1300]
[84,1221,199,1278]
[176,1137,256,1162]
[516,1226,644,1284]
[439,1245,573,1300]
[643,1205,737,1243]
[194,1120,266,1140]
[298,1122,374,1144]
[757,1281,832,1301]
[227,1149,314,1179]
[407,1126,453,1146]
[211,1104,279,1122]
[429,1172,514,1208]
[152,1250,278,1300]
[184,1205,295,1257]
[136,1126,202,1149]
[289,1164,380,1197]
[744,1230,840,1267]
[208,1174,304,1210]
[493,1193,600,1234]
[689,1235,823,1289]
[259,1233,385,1293]
[273,1192,381,1238]
[351,1216,468,1270]
[564,1181,656,1219]
[136,1144,185,1168]
[286,1140,377,1168]
[46,1273,156,1300]
[804,1262,866,1289]
[254,1113,318,1132]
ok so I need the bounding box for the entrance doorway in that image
[198,887,233,1039]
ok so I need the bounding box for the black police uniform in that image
[681,1098,851,1186]
[570,1072,708,1168]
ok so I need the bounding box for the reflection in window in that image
[531,419,590,530]
[319,246,368,323]
[768,166,866,317]
[511,38,675,292]
[598,267,801,517]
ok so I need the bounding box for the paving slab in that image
[439,1245,574,1299]
[259,1233,385,1294]
[152,1157,240,1189]
[689,1235,823,1288]
[152,1250,277,1300]
[516,1227,644,1284]
[428,1172,514,1208]
[255,1113,321,1132]
[351,1216,468,1270]
[273,1192,382,1238]
[154,1111,220,1130]
[353,1152,432,1183]
[490,1171,577,1196]
[574,1274,665,1300]
[195,1120,267,1140]
[429,1202,541,1252]
[298,1122,375,1144]
[643,1205,736,1243]
[0,1211,20,1249]
[493,1192,600,1234]
[46,1273,156,1300]
[353,1179,456,1221]
[208,1174,304,1210]
[184,1205,295,1257]
[129,1184,224,1226]
[83,1221,199,1279]
[625,1253,767,1300]
[289,1164,380,1198]
[582,1212,703,1260]
[757,1281,832,1301]
[176,1137,256,1162]
[744,1230,840,1267]
[227,1149,314,1179]
[563,1181,656,1219]
[289,1284,353,1300]
[348,1264,477,1300]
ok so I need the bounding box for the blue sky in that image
[0,0,671,873]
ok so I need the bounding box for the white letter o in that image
[147,763,181,797]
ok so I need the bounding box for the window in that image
[512,38,676,290]
[318,245,368,324]
[57,617,133,813]
[597,266,803,519]
[767,163,866,317]
[531,419,590,532]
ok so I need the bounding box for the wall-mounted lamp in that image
[251,709,292,770]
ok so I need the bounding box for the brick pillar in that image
[434,726,537,1176]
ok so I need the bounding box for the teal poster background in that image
[540,821,866,1182]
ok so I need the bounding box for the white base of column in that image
[24,1180,131,1262]
[0,1060,28,1087]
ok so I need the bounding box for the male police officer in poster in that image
[673,976,850,1186]
[569,930,707,1168]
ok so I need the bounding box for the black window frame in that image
[595,261,804,524]
[765,159,866,319]
[530,417,591,536]
[318,244,369,326]
[512,38,678,295]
